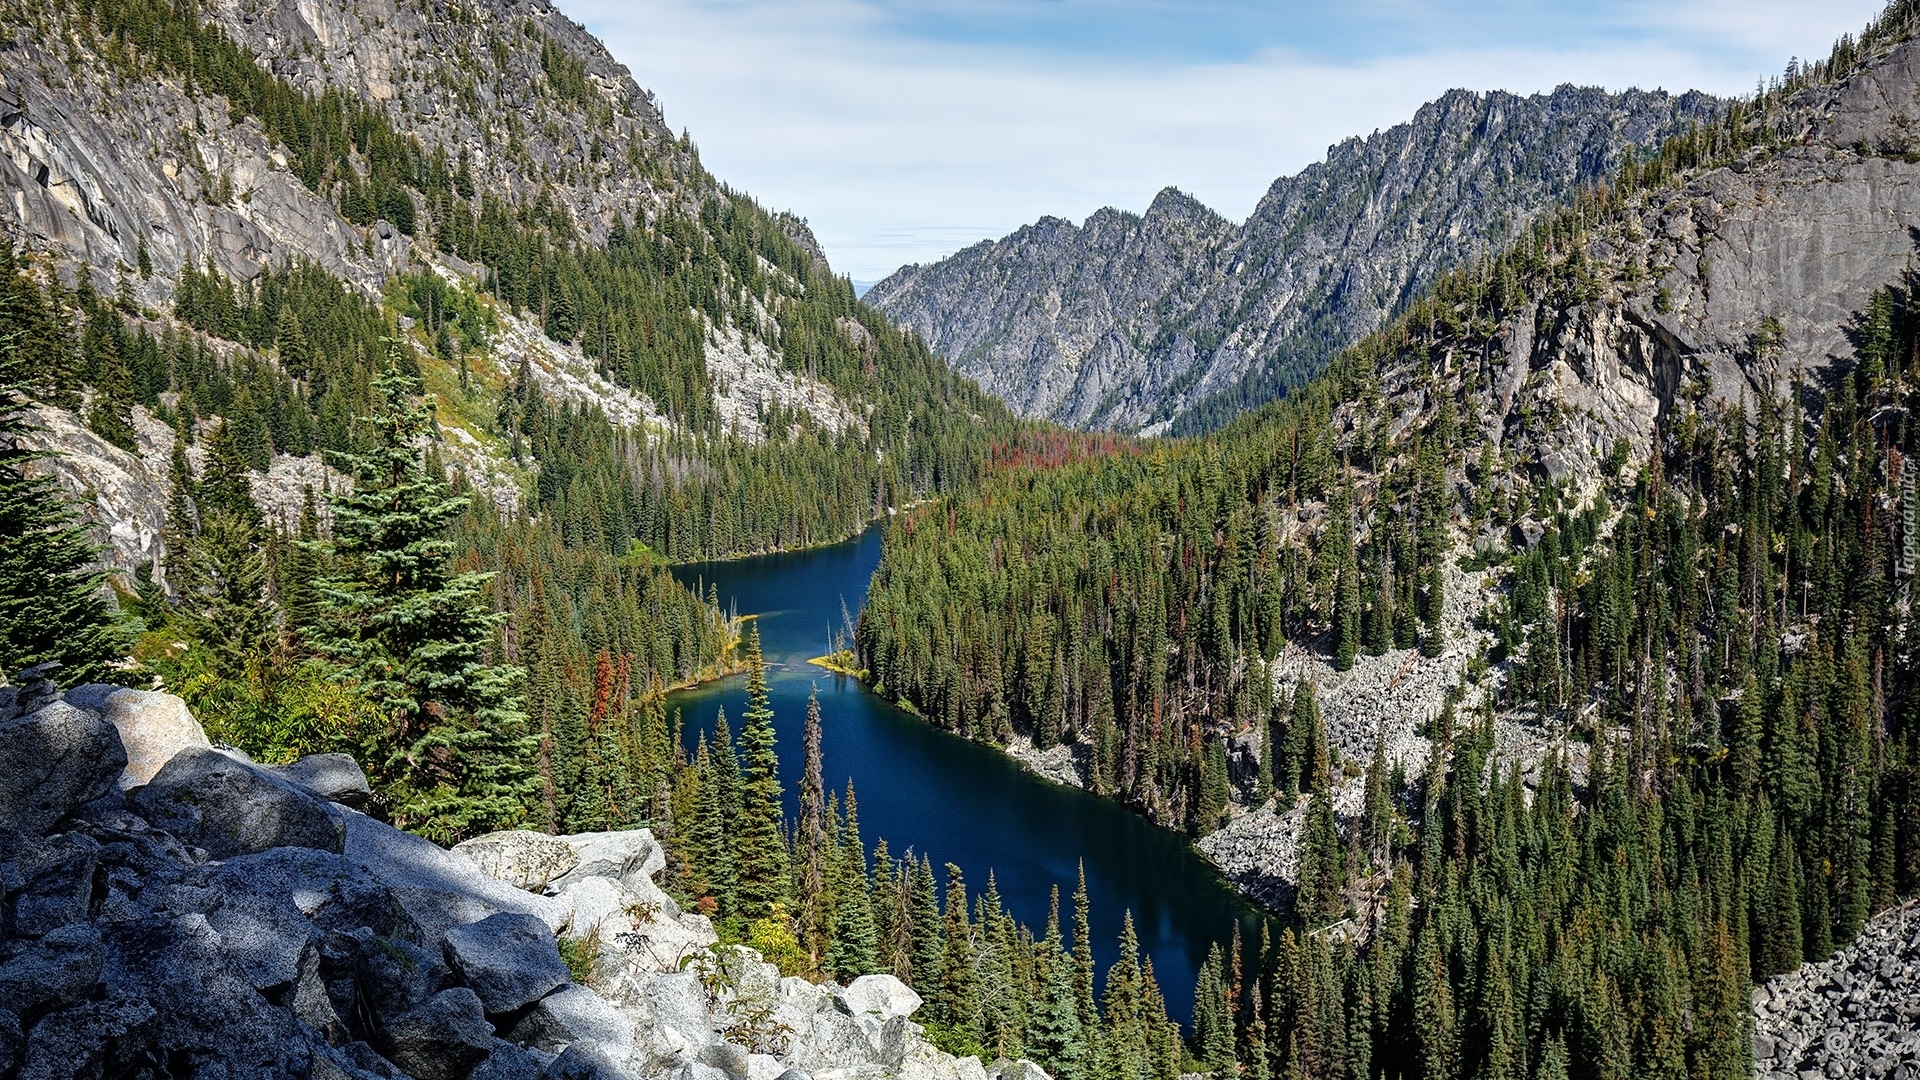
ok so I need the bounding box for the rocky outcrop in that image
[0,678,1042,1080]
[1,0,888,584]
[1753,901,1920,1079]
[868,87,1719,434]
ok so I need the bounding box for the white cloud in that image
[568,0,1886,280]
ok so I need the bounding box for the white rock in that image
[92,689,209,790]
[455,830,581,892]
[510,984,636,1058]
[645,970,719,1056]
[556,876,638,937]
[553,829,672,902]
[841,975,921,1024]
[341,811,565,942]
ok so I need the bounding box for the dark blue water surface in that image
[667,526,1265,1026]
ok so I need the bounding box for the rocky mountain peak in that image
[868,82,1720,434]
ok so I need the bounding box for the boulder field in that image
[0,668,1048,1080]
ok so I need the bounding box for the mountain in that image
[857,5,1920,1075]
[867,85,1720,434]
[1,0,1010,573]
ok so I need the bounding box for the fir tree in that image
[910,855,944,989]
[169,504,273,673]
[315,357,535,841]
[933,863,981,1043]
[1192,943,1235,1074]
[799,685,829,965]
[1029,889,1088,1080]
[825,784,880,981]
[0,304,125,682]
[734,624,791,919]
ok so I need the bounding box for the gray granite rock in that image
[1754,902,1920,1079]
[0,701,126,835]
[343,810,565,945]
[442,911,572,1014]
[270,753,374,808]
[548,1040,641,1080]
[131,746,345,858]
[455,829,581,892]
[508,983,635,1056]
[378,987,496,1080]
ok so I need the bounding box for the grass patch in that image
[558,923,600,984]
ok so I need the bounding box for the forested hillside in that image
[0,0,1034,845]
[857,5,1920,1077]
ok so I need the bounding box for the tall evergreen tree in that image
[799,685,830,965]
[1029,889,1088,1080]
[734,624,790,918]
[315,357,535,841]
[0,303,124,682]
[825,784,880,981]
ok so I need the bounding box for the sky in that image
[565,0,1888,284]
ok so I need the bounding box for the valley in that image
[5,0,1920,1079]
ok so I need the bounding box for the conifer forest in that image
[10,0,1920,1078]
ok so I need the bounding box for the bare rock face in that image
[269,753,375,808]
[64,686,210,790]
[0,699,126,835]
[4,689,1024,1080]
[456,830,584,893]
[130,746,347,858]
[1,0,879,586]
[378,987,499,1080]
[442,912,573,1015]
[869,86,1719,434]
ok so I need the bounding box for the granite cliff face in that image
[2,0,684,306]
[0,0,883,575]
[867,86,1720,433]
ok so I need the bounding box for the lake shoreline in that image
[664,527,1276,1025]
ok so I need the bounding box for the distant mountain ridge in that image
[868,84,1721,434]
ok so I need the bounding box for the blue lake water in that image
[667,526,1266,1026]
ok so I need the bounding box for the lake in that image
[667,526,1267,1026]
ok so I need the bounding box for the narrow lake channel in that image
[667,526,1268,1026]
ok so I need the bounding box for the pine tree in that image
[1756,821,1803,977]
[81,306,136,453]
[1283,682,1322,798]
[1192,943,1235,1074]
[1411,932,1456,1080]
[825,784,880,981]
[1101,912,1147,1080]
[910,855,944,989]
[1296,792,1343,926]
[688,732,735,911]
[197,416,261,524]
[734,624,791,919]
[1029,889,1088,1080]
[315,357,535,841]
[1072,863,1099,1036]
[169,503,273,672]
[0,314,124,683]
[279,487,324,637]
[799,685,830,965]
[934,863,981,1043]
